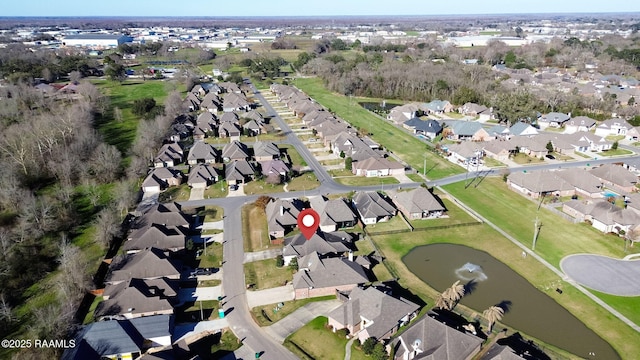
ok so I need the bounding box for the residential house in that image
[253,141,281,161]
[328,285,420,343]
[95,277,176,319]
[402,118,443,139]
[260,159,290,183]
[266,198,304,239]
[510,136,548,158]
[282,231,353,266]
[446,142,485,165]
[124,223,187,253]
[563,199,640,234]
[556,168,604,198]
[564,116,597,134]
[387,103,424,124]
[595,118,634,138]
[188,163,221,189]
[590,163,638,193]
[625,192,640,216]
[201,91,222,112]
[424,100,454,114]
[507,171,575,199]
[218,81,241,94]
[221,141,250,162]
[566,131,612,152]
[392,314,482,360]
[62,315,174,360]
[222,92,251,112]
[225,159,255,185]
[509,122,538,137]
[483,141,515,161]
[487,125,510,140]
[352,156,405,177]
[219,121,242,138]
[293,251,369,299]
[242,119,263,136]
[310,196,358,232]
[135,202,191,229]
[153,143,183,168]
[187,142,219,164]
[537,112,571,129]
[141,168,183,194]
[106,247,182,285]
[220,111,239,124]
[352,191,397,224]
[389,187,446,220]
[443,121,491,141]
[183,92,201,111]
[458,102,492,121]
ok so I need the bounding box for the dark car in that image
[545,154,555,160]
[190,268,214,277]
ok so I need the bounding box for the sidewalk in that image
[244,249,283,264]
[246,285,295,308]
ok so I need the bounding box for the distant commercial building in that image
[63,34,133,48]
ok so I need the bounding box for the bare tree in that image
[94,206,121,248]
[164,90,184,117]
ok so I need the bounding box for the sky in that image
[4,0,640,17]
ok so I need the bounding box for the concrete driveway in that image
[263,299,342,343]
[247,285,295,308]
[178,286,222,303]
[561,254,640,296]
[174,318,230,342]
[244,249,283,263]
[189,187,204,200]
[226,184,246,197]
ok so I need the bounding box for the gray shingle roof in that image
[107,248,181,283]
[187,142,219,162]
[221,141,250,161]
[353,191,396,220]
[283,231,352,258]
[292,252,369,290]
[310,196,357,227]
[389,187,445,214]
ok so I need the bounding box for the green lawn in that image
[198,244,223,268]
[409,198,480,229]
[335,176,399,186]
[83,296,103,324]
[211,330,242,358]
[242,204,277,252]
[511,153,545,164]
[598,148,633,157]
[204,181,229,199]
[284,316,369,360]
[287,172,320,191]
[200,206,224,222]
[483,157,507,168]
[244,259,293,290]
[158,184,191,203]
[92,79,169,152]
[365,215,410,233]
[251,296,336,326]
[292,78,463,179]
[406,173,425,182]
[282,145,307,166]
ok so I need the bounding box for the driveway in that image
[561,254,640,296]
[189,187,204,200]
[393,172,415,184]
[226,184,246,197]
[247,285,295,308]
[178,286,222,303]
[201,220,224,230]
[174,318,230,342]
[244,249,283,264]
[263,299,342,343]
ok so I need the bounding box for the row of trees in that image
[435,281,506,333]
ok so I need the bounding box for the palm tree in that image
[435,293,449,310]
[443,280,465,309]
[482,305,505,333]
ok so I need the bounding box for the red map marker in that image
[298,208,320,240]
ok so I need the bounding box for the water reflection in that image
[403,243,619,360]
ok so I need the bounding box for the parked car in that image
[229,184,239,191]
[545,154,556,160]
[190,268,214,277]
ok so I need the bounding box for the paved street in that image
[263,300,342,343]
[246,285,295,308]
[561,254,640,296]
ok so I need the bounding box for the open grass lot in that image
[158,184,191,203]
[292,78,463,179]
[365,215,410,233]
[242,204,277,252]
[284,316,369,360]
[410,198,480,229]
[251,296,336,326]
[242,131,286,142]
[287,172,320,191]
[203,181,229,199]
[244,259,293,290]
[511,153,545,164]
[406,173,425,182]
[244,172,319,194]
[281,145,307,166]
[92,79,169,152]
[482,157,507,168]
[198,245,223,268]
[334,176,399,187]
[200,205,224,222]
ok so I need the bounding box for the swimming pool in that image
[603,190,619,198]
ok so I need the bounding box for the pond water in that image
[358,101,396,113]
[403,243,619,359]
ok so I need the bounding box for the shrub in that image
[276,255,284,267]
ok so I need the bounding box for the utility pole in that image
[532,216,541,251]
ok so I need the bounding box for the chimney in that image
[280,205,284,217]
[348,250,354,262]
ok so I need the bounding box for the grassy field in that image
[242,203,277,252]
[158,184,191,202]
[334,176,399,186]
[251,296,336,326]
[203,180,229,198]
[198,245,223,268]
[410,198,480,229]
[244,258,293,290]
[364,216,410,233]
[292,78,463,179]
[244,172,319,195]
[92,79,169,152]
[281,145,307,166]
[284,316,369,360]
[511,153,545,164]
[201,206,224,222]
[598,148,633,156]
